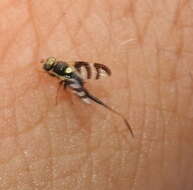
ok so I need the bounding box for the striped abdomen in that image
[66,79,91,104]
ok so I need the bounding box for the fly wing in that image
[93,63,111,80]
[74,61,111,80]
[74,61,91,80]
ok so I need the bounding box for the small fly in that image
[42,57,134,137]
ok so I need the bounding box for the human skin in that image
[0,0,193,189]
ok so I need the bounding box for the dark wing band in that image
[94,63,112,79]
[74,61,92,79]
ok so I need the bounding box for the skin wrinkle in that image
[85,133,93,189]
[107,140,124,189]
[96,117,123,149]
[94,2,113,58]
[12,90,36,189]
[66,105,94,187]
[53,154,89,184]
[129,45,147,190]
[0,141,19,166]
[162,5,184,185]
[0,79,14,139]
[12,66,38,98]
[15,98,52,190]
[38,12,67,49]
[102,0,113,58]
[129,0,145,45]
[155,41,167,185]
[0,68,50,169]
[152,27,170,187]
[4,93,192,165]
[13,85,47,137]
[62,2,102,59]
[118,2,133,133]
[177,76,193,116]
[63,19,82,57]
[12,67,63,140]
[0,21,29,65]
[165,2,187,188]
[101,119,126,184]
[0,0,18,17]
[56,1,81,53]
[31,5,68,52]
[0,149,89,171]
[114,100,193,128]
[83,15,104,58]
[129,2,150,188]
[124,41,132,140]
[43,102,103,187]
[132,0,177,189]
[177,117,184,188]
[27,0,41,61]
[130,105,146,190]
[160,1,182,188]
[87,10,110,58]
[112,147,123,189]
[0,77,14,110]
[26,1,68,51]
[171,58,182,187]
[44,120,56,190]
[164,2,184,184]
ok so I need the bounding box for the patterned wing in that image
[93,63,111,79]
[74,61,111,80]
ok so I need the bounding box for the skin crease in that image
[0,0,193,189]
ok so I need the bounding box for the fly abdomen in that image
[72,89,91,104]
[66,79,91,104]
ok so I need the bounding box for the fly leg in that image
[55,80,64,105]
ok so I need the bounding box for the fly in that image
[42,57,134,137]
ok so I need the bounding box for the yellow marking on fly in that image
[65,67,73,74]
[46,57,56,65]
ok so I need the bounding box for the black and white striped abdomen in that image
[73,61,112,80]
[67,79,91,104]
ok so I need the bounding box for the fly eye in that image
[43,57,56,71]
[65,67,73,74]
[47,57,56,65]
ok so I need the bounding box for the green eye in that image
[47,57,56,65]
[43,57,56,71]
